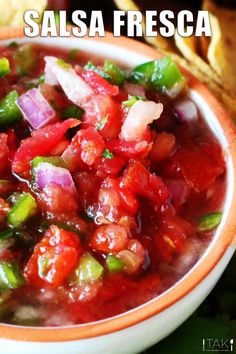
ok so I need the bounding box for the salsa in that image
[0,42,225,326]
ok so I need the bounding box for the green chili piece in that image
[197,212,222,232]
[71,252,104,285]
[7,193,37,228]
[106,255,124,273]
[0,261,24,290]
[122,95,145,107]
[103,60,125,85]
[0,91,22,127]
[0,58,10,78]
[130,56,186,94]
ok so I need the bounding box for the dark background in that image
[48,1,236,353]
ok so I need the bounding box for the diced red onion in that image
[35,162,76,194]
[173,99,198,123]
[44,56,94,105]
[120,100,163,141]
[17,88,56,129]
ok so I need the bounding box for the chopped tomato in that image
[92,155,125,178]
[72,127,105,166]
[7,129,17,156]
[12,119,80,177]
[155,216,193,262]
[81,70,119,96]
[24,225,82,288]
[89,224,128,253]
[149,132,176,163]
[50,137,70,156]
[39,184,79,215]
[173,143,225,192]
[121,160,170,206]
[0,133,10,174]
[82,95,123,139]
[106,139,151,160]
[98,177,139,218]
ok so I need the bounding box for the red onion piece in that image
[17,88,55,129]
[44,56,94,105]
[35,162,76,194]
[173,99,198,123]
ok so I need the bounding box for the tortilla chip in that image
[113,0,173,51]
[203,0,236,93]
[199,36,210,62]
[0,0,46,27]
[168,52,236,122]
[174,33,221,86]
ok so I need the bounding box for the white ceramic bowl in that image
[0,32,236,354]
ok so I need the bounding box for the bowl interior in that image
[0,34,235,341]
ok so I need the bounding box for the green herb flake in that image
[102,149,114,159]
[56,59,72,71]
[96,114,108,131]
[122,95,145,107]
[197,212,222,233]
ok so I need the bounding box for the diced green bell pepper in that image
[31,156,65,169]
[106,255,124,273]
[103,60,125,85]
[7,193,37,228]
[129,56,186,95]
[197,212,222,232]
[72,252,104,285]
[0,261,24,290]
[84,61,111,81]
[0,91,22,127]
[62,104,84,120]
[0,58,10,78]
